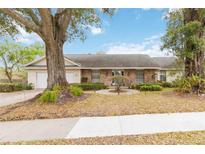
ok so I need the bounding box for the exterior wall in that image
[100,70,112,85]
[27,70,47,89]
[28,68,183,89]
[144,69,156,83]
[124,69,137,85]
[33,58,78,66]
[66,69,81,83]
[81,69,158,85]
[156,70,183,82]
[27,69,80,89]
[81,69,92,82]
[166,70,183,82]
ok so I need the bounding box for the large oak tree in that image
[0,9,114,89]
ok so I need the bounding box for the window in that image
[91,70,100,83]
[160,70,166,81]
[136,70,144,83]
[112,70,124,76]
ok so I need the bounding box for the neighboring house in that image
[25,54,183,89]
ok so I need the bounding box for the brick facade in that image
[81,69,157,86]
[144,69,156,83]
[81,69,92,82]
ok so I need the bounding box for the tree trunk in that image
[5,70,12,83]
[45,41,68,89]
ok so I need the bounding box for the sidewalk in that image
[1,112,205,142]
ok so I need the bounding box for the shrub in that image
[81,77,88,83]
[0,83,33,92]
[39,90,58,103]
[174,75,205,93]
[69,85,83,96]
[25,83,33,90]
[140,84,162,91]
[158,81,173,88]
[71,83,107,90]
[52,84,63,93]
[130,83,161,90]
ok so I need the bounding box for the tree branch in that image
[55,8,72,42]
[0,9,41,36]
[38,8,55,44]
[24,9,41,26]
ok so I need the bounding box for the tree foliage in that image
[0,40,44,82]
[161,9,205,77]
[0,13,18,36]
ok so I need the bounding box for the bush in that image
[39,90,58,103]
[140,84,162,91]
[174,75,205,93]
[81,77,88,83]
[71,83,107,90]
[52,84,63,92]
[158,81,173,88]
[0,83,33,92]
[69,85,83,96]
[130,83,161,90]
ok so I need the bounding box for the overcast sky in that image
[14,8,171,57]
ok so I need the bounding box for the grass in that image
[1,88,205,121]
[2,130,205,145]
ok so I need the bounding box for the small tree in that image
[111,76,129,95]
[0,41,44,83]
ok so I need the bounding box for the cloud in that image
[88,26,104,35]
[103,34,170,57]
[14,26,43,45]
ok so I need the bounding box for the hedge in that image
[140,84,162,91]
[131,83,161,90]
[0,83,33,92]
[71,83,107,90]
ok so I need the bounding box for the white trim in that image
[25,66,163,70]
[64,57,81,67]
[24,56,80,67]
[24,56,46,67]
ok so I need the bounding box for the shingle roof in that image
[26,54,178,69]
[153,57,177,69]
[65,54,160,68]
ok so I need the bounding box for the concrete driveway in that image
[0,90,43,107]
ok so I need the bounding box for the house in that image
[25,54,183,89]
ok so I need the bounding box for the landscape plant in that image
[69,85,83,96]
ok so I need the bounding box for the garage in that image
[66,72,80,83]
[35,71,80,89]
[36,72,47,89]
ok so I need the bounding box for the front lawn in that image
[2,130,205,145]
[1,88,205,121]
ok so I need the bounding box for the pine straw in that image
[1,89,205,121]
[2,130,205,145]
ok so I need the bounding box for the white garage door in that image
[66,72,78,83]
[36,72,78,88]
[36,72,47,89]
